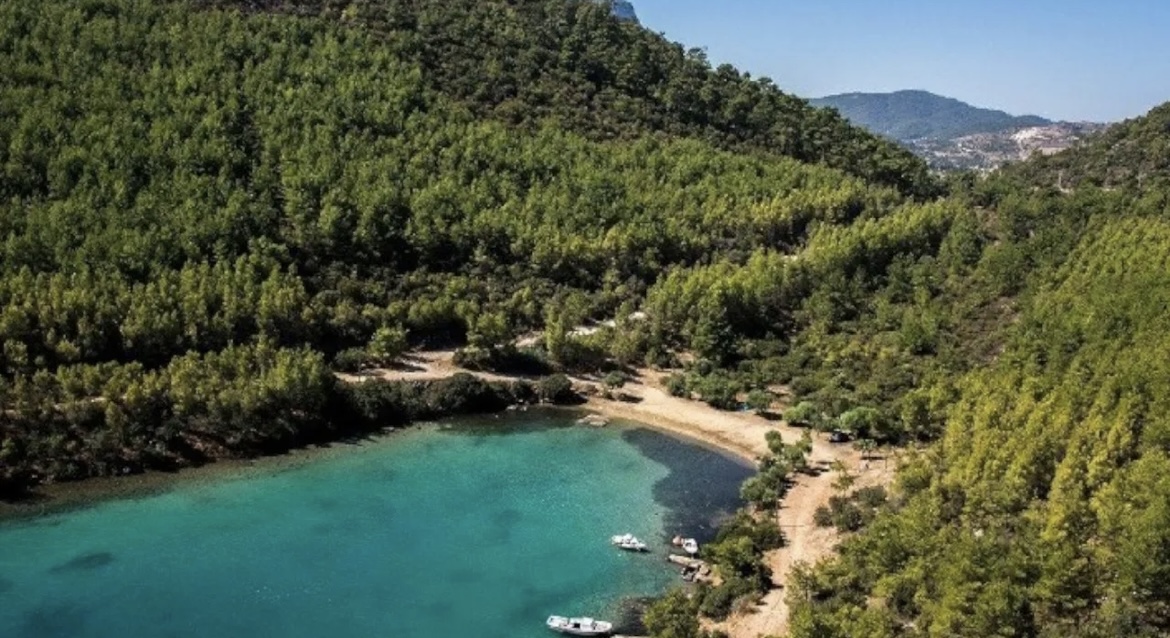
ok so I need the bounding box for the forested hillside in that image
[194,0,936,197]
[787,107,1170,638]
[0,0,946,494]
[1005,102,1170,191]
[3,2,1169,636]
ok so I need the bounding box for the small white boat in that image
[546,615,614,636]
[610,533,648,552]
[682,538,699,555]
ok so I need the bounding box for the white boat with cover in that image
[546,615,614,636]
[682,538,699,555]
[610,533,648,552]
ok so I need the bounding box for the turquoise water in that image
[0,413,752,638]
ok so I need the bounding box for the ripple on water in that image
[48,551,114,574]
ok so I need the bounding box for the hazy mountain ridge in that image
[811,90,1050,140]
[814,90,1107,170]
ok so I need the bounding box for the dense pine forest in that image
[784,130,1170,637]
[1,1,1168,637]
[0,0,943,493]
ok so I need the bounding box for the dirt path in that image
[341,352,893,638]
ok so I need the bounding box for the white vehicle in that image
[546,615,614,636]
[610,533,648,552]
[682,538,700,555]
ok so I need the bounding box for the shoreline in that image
[0,404,759,523]
[0,431,404,522]
[2,353,890,637]
[584,397,760,465]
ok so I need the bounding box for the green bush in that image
[333,348,370,373]
[813,506,834,528]
[536,374,577,404]
[602,370,628,389]
[697,375,739,411]
[715,511,786,551]
[699,577,757,620]
[664,374,689,397]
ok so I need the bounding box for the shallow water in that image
[0,413,752,638]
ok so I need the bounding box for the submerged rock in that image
[612,595,654,635]
[48,551,114,574]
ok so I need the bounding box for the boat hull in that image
[546,616,613,636]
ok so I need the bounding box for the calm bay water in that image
[0,413,752,638]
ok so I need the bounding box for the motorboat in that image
[546,615,614,636]
[610,533,648,552]
[682,538,699,555]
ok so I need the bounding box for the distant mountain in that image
[811,90,1051,141]
[812,90,1106,171]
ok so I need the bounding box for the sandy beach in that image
[6,350,893,638]
[351,352,895,638]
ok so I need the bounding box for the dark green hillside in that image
[0,0,944,493]
[813,90,1050,141]
[787,107,1170,638]
[193,0,937,197]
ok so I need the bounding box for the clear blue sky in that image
[632,0,1170,122]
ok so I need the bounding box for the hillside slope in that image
[787,104,1170,638]
[192,0,936,197]
[1005,102,1170,190]
[0,0,947,493]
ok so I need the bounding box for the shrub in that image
[664,374,689,397]
[602,370,628,389]
[698,583,737,620]
[855,485,889,508]
[731,593,762,617]
[715,511,786,551]
[643,588,701,638]
[783,400,820,428]
[697,375,738,411]
[452,346,493,371]
[746,390,773,412]
[333,348,369,373]
[536,374,577,404]
[700,577,757,620]
[813,505,834,528]
[367,325,409,363]
[424,373,511,415]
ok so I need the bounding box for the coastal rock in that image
[578,413,610,427]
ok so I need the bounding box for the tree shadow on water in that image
[620,428,755,544]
